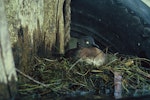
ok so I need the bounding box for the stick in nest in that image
[15,68,48,87]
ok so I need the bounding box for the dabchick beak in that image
[92,43,99,48]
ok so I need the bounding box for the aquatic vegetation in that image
[17,54,150,98]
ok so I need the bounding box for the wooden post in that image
[0,0,17,99]
[114,72,122,99]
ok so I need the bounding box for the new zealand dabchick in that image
[65,36,106,67]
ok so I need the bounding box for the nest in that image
[17,53,150,98]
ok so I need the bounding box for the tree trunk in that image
[0,0,17,99]
[4,0,71,78]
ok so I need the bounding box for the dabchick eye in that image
[86,41,89,44]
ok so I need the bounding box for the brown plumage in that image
[65,36,106,66]
[77,47,106,66]
[65,47,106,67]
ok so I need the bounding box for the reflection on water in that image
[16,92,150,100]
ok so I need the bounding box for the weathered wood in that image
[64,0,71,46]
[0,0,71,98]
[4,0,71,79]
[0,0,17,99]
[42,0,71,54]
[114,72,122,99]
[5,0,71,56]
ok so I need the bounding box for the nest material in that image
[18,54,150,97]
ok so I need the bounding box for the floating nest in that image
[17,53,150,99]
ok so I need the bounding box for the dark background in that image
[70,0,150,60]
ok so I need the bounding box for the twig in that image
[16,68,48,87]
[68,58,82,72]
[76,70,90,76]
[136,69,150,79]
[105,59,118,66]
[43,58,57,62]
[134,57,150,62]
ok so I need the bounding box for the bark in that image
[0,0,71,98]
[0,0,17,99]
[4,0,71,77]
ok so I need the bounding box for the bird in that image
[77,36,99,48]
[66,36,99,50]
[65,36,106,67]
[76,47,106,66]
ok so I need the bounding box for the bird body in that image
[65,36,106,67]
[65,47,106,67]
[77,47,106,66]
